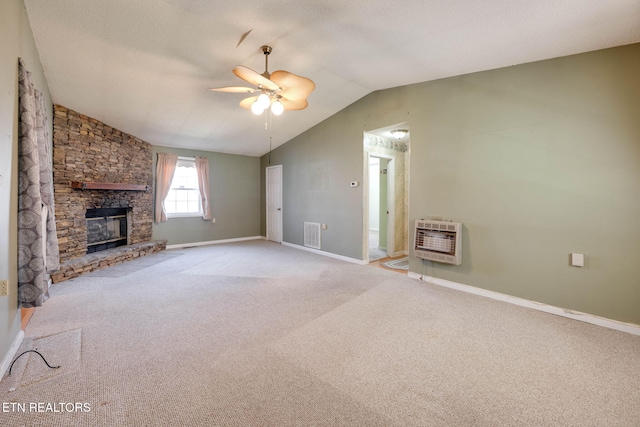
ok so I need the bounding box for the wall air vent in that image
[414,219,462,265]
[303,222,321,250]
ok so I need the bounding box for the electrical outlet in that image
[0,280,8,297]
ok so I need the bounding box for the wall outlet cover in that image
[571,253,584,267]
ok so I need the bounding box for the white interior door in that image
[266,165,283,243]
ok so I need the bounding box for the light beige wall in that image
[1,0,52,364]
[263,43,640,325]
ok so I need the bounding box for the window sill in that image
[166,213,203,219]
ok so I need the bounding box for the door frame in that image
[266,164,283,243]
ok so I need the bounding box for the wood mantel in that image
[71,181,149,191]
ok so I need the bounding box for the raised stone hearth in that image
[51,241,167,283]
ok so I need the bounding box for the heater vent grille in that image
[303,222,321,250]
[414,219,462,265]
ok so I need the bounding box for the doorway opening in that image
[363,123,410,264]
[368,155,393,261]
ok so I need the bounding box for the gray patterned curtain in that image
[18,58,60,307]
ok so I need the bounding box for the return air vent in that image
[303,222,321,250]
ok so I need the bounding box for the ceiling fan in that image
[210,45,315,116]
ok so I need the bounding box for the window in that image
[164,158,202,217]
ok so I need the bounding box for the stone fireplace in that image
[86,207,131,253]
[50,105,164,282]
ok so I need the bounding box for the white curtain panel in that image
[195,156,212,220]
[154,152,178,223]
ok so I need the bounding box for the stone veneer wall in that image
[52,105,153,263]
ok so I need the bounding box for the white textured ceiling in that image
[23,0,640,156]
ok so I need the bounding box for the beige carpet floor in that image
[2,240,639,426]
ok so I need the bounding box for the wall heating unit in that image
[414,219,462,265]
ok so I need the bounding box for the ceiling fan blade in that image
[209,86,257,93]
[233,66,279,91]
[270,70,315,101]
[280,98,309,111]
[239,96,258,110]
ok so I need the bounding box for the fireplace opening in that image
[86,207,130,254]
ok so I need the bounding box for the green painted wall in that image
[1,0,52,365]
[259,111,365,258]
[151,146,261,245]
[262,43,640,325]
[405,44,640,325]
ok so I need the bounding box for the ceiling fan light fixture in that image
[257,93,271,109]
[390,129,409,139]
[212,45,315,119]
[251,100,265,115]
[271,100,284,116]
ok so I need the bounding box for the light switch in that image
[571,253,584,267]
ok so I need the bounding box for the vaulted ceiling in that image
[24,0,640,156]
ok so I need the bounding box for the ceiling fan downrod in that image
[261,45,272,79]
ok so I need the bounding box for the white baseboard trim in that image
[282,242,368,265]
[166,236,264,250]
[1,330,24,380]
[408,272,640,336]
